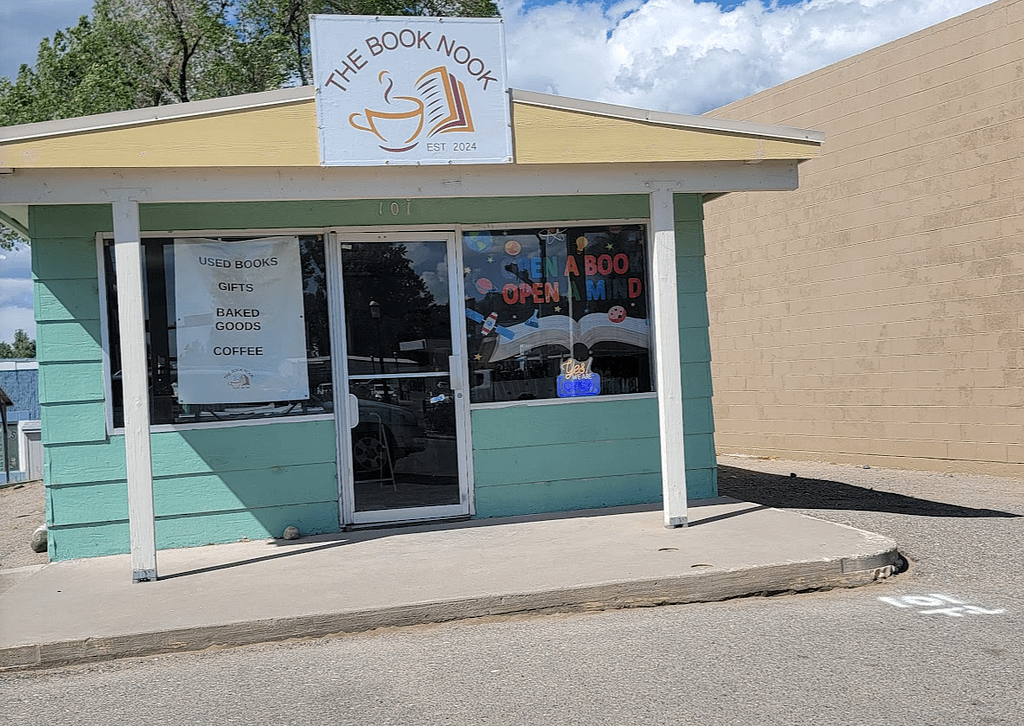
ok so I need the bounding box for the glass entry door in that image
[333,233,471,525]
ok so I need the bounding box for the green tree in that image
[0,227,26,251]
[0,330,36,359]
[0,0,499,125]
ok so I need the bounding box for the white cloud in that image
[501,0,994,114]
[0,302,35,345]
[0,244,34,342]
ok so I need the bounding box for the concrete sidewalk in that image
[0,498,900,672]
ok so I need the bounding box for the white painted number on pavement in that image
[878,594,1005,617]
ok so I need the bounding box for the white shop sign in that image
[311,15,511,166]
[173,237,310,404]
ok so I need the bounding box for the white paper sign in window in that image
[173,237,310,404]
[311,15,512,166]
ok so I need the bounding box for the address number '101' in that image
[378,201,412,217]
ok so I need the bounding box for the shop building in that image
[0,17,822,580]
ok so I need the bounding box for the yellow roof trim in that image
[0,87,822,170]
[511,103,820,164]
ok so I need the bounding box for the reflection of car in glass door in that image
[351,396,425,475]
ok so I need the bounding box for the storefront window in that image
[103,235,332,428]
[463,225,652,403]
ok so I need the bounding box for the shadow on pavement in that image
[157,502,667,581]
[718,465,1021,518]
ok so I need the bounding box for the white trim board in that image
[1,161,800,205]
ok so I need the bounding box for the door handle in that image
[449,355,463,399]
[347,393,359,428]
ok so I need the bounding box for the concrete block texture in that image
[702,0,1024,477]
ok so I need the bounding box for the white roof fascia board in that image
[0,85,824,147]
[510,88,825,144]
[0,86,315,143]
[0,161,799,206]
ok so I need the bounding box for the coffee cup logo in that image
[348,67,474,153]
[349,71,425,152]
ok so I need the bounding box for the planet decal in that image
[475,277,496,295]
[504,239,522,256]
[608,306,627,323]
[464,232,491,253]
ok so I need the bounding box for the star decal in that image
[554,305,561,312]
[606,243,614,250]
[486,256,495,263]
[464,267,472,275]
[474,353,482,361]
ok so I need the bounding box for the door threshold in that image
[344,514,472,532]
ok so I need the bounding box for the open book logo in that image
[349,67,475,152]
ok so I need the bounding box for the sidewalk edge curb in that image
[0,546,900,672]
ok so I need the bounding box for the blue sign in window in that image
[556,372,601,397]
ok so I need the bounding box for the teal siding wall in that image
[675,194,718,496]
[472,398,661,516]
[31,193,714,558]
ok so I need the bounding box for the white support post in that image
[112,199,158,581]
[649,188,689,528]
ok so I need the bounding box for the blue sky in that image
[0,0,995,343]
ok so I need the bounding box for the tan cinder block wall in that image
[702,0,1024,477]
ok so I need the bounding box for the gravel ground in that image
[0,478,48,570]
[1,455,1020,572]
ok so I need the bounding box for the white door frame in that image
[328,230,473,527]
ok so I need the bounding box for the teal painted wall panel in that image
[35,320,103,363]
[680,362,714,398]
[155,465,338,516]
[674,195,704,223]
[45,419,337,485]
[46,440,124,485]
[471,397,658,450]
[29,205,111,240]
[48,482,126,525]
[48,521,128,560]
[683,468,717,499]
[676,260,708,294]
[674,222,706,257]
[683,396,715,436]
[140,196,650,232]
[154,503,339,549]
[40,401,107,445]
[33,198,648,239]
[30,238,98,280]
[674,195,716,491]
[680,331,712,364]
[49,462,337,525]
[151,421,337,475]
[677,292,711,328]
[37,362,106,404]
[474,437,662,489]
[35,278,101,321]
[474,473,662,518]
[48,502,339,560]
[684,433,716,470]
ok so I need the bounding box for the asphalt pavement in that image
[4,457,1023,725]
